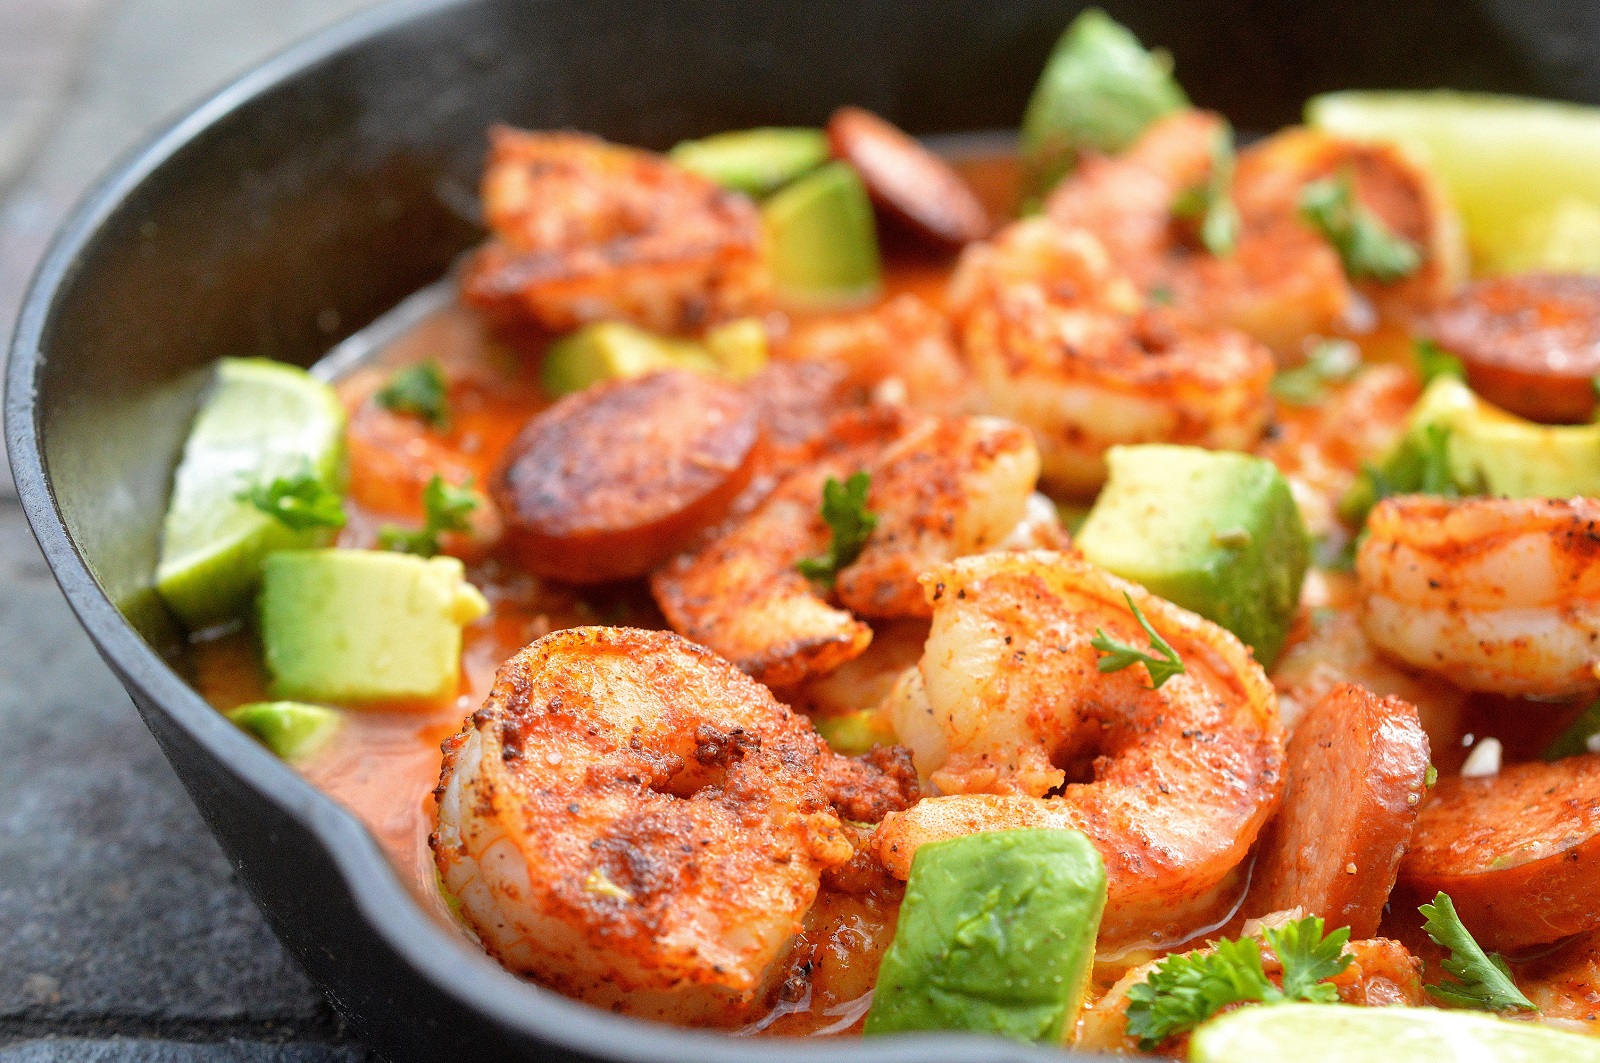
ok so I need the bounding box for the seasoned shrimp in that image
[948,217,1275,496]
[1235,127,1465,321]
[461,128,768,335]
[431,627,852,1023]
[651,411,1041,686]
[1358,496,1600,698]
[777,293,969,415]
[1046,109,1353,356]
[874,551,1284,952]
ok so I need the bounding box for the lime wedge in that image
[155,358,346,630]
[1191,1004,1600,1063]
[1307,91,1600,274]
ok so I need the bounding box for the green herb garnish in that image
[1415,338,1465,387]
[1419,892,1536,1012]
[1340,423,1461,525]
[377,474,480,558]
[1299,168,1422,283]
[1171,124,1239,257]
[236,463,346,531]
[376,360,450,429]
[1124,917,1352,1049]
[1545,700,1600,761]
[796,471,878,584]
[1270,338,1362,406]
[1091,591,1186,689]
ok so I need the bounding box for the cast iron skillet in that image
[8,0,1600,1059]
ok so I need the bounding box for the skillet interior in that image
[8,0,1600,1059]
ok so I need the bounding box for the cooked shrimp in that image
[1235,127,1465,321]
[874,551,1284,952]
[431,627,852,1024]
[1077,932,1422,1053]
[777,293,969,415]
[461,128,768,335]
[651,411,1041,686]
[1046,109,1353,356]
[1358,496,1600,698]
[948,217,1274,496]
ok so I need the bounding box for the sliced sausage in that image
[1398,753,1600,952]
[1422,274,1600,424]
[1242,683,1430,938]
[827,106,990,248]
[493,369,760,583]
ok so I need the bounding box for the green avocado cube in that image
[1077,445,1310,667]
[540,321,716,397]
[762,161,882,309]
[668,127,829,198]
[260,549,489,707]
[864,828,1107,1044]
[1020,8,1189,200]
[226,701,342,763]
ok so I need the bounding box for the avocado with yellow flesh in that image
[1077,445,1310,667]
[762,161,882,308]
[260,550,488,707]
[863,828,1107,1043]
[540,321,717,397]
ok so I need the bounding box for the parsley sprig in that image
[378,474,480,558]
[236,463,346,531]
[1124,917,1352,1049]
[1545,699,1600,761]
[376,360,450,429]
[796,471,878,585]
[1414,338,1465,387]
[1171,124,1240,257]
[1270,338,1362,406]
[1299,168,1422,283]
[1091,592,1185,689]
[1419,892,1537,1012]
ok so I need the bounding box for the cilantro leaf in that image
[376,360,450,428]
[1545,699,1600,761]
[1123,917,1353,1050]
[1339,423,1461,526]
[378,474,480,558]
[236,463,346,531]
[1299,168,1422,283]
[1091,591,1185,689]
[1414,338,1465,387]
[1263,917,1352,1002]
[1171,124,1240,257]
[1270,338,1362,406]
[1419,892,1536,1012]
[796,471,878,584]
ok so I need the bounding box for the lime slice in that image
[1307,91,1600,274]
[155,358,346,630]
[1191,1004,1600,1063]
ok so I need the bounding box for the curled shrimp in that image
[1358,495,1600,698]
[948,216,1274,496]
[873,550,1284,953]
[462,128,769,335]
[431,627,852,1023]
[651,411,1040,687]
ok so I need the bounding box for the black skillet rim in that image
[2,0,1086,1059]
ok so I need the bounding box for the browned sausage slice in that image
[1398,753,1600,952]
[827,106,990,248]
[1242,683,1430,938]
[1422,274,1600,424]
[493,370,760,584]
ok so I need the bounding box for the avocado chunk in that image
[227,701,342,762]
[1020,8,1189,201]
[814,709,896,756]
[762,161,882,309]
[668,127,829,198]
[1077,445,1310,667]
[540,321,717,397]
[863,828,1107,1043]
[260,549,489,707]
[1342,375,1600,523]
[702,317,769,382]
